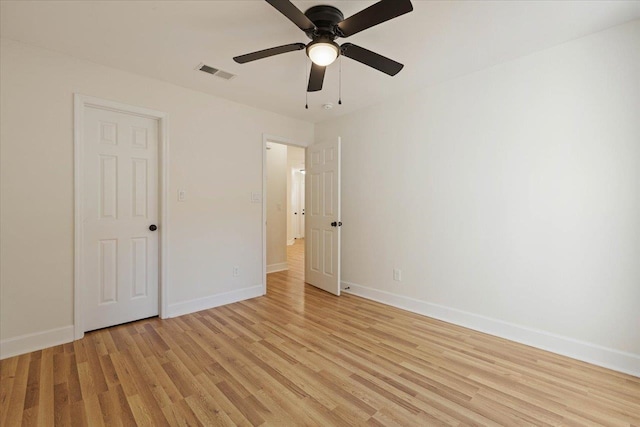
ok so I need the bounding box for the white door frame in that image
[262,134,307,294]
[74,94,169,340]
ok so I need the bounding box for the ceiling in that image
[2,1,639,123]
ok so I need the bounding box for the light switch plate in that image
[251,192,262,203]
[178,189,186,201]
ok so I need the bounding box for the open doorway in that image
[264,138,305,292]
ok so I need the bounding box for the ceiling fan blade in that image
[307,63,326,92]
[341,43,404,76]
[233,43,305,64]
[337,0,413,38]
[265,0,316,32]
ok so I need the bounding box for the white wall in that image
[316,21,640,375]
[266,143,288,271]
[0,38,313,357]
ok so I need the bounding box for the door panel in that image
[132,158,148,217]
[305,138,341,296]
[99,239,118,304]
[131,237,148,298]
[324,171,334,215]
[83,106,159,331]
[100,155,117,219]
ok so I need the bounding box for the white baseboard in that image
[287,239,295,246]
[167,284,264,318]
[341,281,640,377]
[0,325,75,360]
[266,262,288,274]
[1,285,265,359]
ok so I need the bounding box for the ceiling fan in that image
[233,0,414,92]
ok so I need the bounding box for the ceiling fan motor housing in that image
[304,5,344,39]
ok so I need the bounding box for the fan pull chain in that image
[305,57,309,110]
[338,55,342,105]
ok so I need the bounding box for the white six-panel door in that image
[305,138,341,296]
[82,106,159,331]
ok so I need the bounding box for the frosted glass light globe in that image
[308,42,339,66]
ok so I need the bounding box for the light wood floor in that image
[1,239,639,426]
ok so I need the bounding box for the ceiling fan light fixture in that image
[307,40,339,66]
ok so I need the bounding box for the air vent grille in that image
[196,63,236,80]
[199,64,218,75]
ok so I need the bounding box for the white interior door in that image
[305,138,341,296]
[82,106,159,332]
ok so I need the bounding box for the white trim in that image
[166,285,263,318]
[342,281,640,377]
[287,238,296,246]
[158,113,170,320]
[73,94,84,340]
[1,326,75,360]
[74,94,169,340]
[262,134,308,295]
[267,262,288,274]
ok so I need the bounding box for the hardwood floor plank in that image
[20,406,38,427]
[160,360,196,399]
[0,358,17,426]
[96,388,120,426]
[251,386,318,426]
[23,354,40,411]
[215,381,264,426]
[112,384,137,426]
[1,239,639,425]
[188,372,241,426]
[118,350,170,426]
[53,383,70,426]
[82,394,105,427]
[84,338,109,396]
[68,400,89,427]
[126,394,157,427]
[145,357,183,406]
[36,348,54,426]
[52,352,68,387]
[6,355,31,426]
[161,398,203,427]
[184,393,237,427]
[193,371,253,427]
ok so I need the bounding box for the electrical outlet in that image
[393,268,402,282]
[178,189,186,201]
[233,266,240,277]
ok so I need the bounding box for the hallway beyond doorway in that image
[267,238,304,288]
[265,140,305,275]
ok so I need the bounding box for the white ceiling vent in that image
[196,63,236,80]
